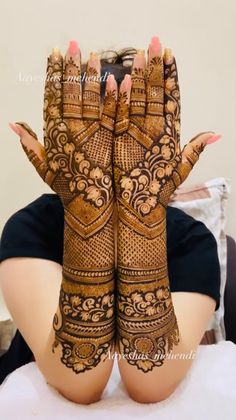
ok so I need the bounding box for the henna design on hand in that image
[114,37,210,372]
[17,41,118,373]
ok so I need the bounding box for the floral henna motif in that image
[60,290,114,322]
[115,41,182,372]
[120,58,182,216]
[41,44,118,373]
[52,286,115,372]
[43,53,115,209]
[117,276,179,371]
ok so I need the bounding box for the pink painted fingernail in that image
[123,74,132,90]
[88,51,100,72]
[9,122,22,136]
[106,74,117,99]
[120,74,132,102]
[206,134,222,144]
[107,74,116,89]
[149,36,161,60]
[133,50,146,70]
[151,36,160,50]
[69,40,80,56]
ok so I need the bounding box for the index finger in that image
[163,48,181,152]
[44,47,63,125]
[63,40,82,119]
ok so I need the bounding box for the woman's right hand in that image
[10,40,117,216]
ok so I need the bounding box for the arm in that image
[114,36,220,373]
[9,40,118,402]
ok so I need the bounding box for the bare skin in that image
[0,257,114,404]
[0,212,215,403]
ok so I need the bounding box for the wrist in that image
[62,201,115,270]
[117,217,168,270]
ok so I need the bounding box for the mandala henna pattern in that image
[20,45,117,373]
[114,48,184,372]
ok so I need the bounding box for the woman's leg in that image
[0,258,115,404]
[117,291,216,403]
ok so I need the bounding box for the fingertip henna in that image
[106,74,118,99]
[51,47,62,61]
[113,39,187,373]
[42,45,117,373]
[163,48,174,65]
[63,40,82,120]
[15,122,38,140]
[82,52,101,120]
[130,51,146,118]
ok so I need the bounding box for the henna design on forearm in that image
[22,44,118,373]
[17,40,211,375]
[114,41,183,373]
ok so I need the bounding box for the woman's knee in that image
[35,342,112,405]
[127,381,180,404]
[51,382,103,405]
[40,366,104,405]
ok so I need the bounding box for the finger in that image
[101,74,117,131]
[115,74,132,135]
[82,52,101,120]
[145,36,165,138]
[44,47,63,124]
[9,122,55,184]
[163,48,181,154]
[130,50,146,118]
[175,132,222,185]
[63,40,82,119]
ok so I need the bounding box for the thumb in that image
[176,132,221,184]
[9,122,48,180]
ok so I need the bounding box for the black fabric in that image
[0,193,221,383]
[0,330,32,385]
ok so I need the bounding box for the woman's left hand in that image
[113,36,221,218]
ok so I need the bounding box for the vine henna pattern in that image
[13,37,217,375]
[17,41,118,373]
[114,38,206,372]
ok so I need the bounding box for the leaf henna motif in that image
[43,46,118,373]
[114,45,181,372]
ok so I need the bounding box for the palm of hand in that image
[17,46,117,216]
[114,50,207,222]
[43,52,116,211]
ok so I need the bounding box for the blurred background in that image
[0,0,235,317]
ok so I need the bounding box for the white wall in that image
[0,0,235,238]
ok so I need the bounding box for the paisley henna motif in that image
[17,39,211,375]
[114,42,183,372]
[19,43,117,373]
[47,48,117,373]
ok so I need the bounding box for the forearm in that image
[116,211,179,371]
[52,209,116,373]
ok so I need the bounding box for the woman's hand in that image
[114,36,220,220]
[10,41,117,217]
[10,40,118,373]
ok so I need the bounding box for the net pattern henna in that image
[63,218,114,268]
[20,47,117,374]
[118,222,166,267]
[83,128,113,168]
[114,51,183,372]
[114,133,145,172]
